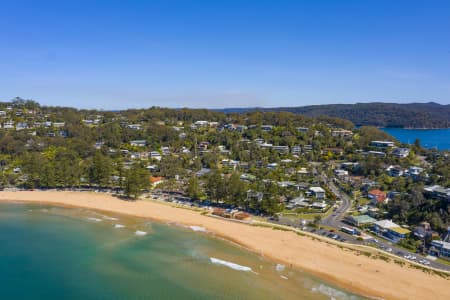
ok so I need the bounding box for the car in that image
[332,234,339,239]
[386,248,393,252]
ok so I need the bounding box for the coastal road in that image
[320,174,352,228]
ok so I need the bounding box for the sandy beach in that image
[0,190,449,300]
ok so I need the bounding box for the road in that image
[320,173,352,228]
[314,172,450,272]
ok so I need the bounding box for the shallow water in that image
[0,203,367,300]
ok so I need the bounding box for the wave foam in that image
[210,257,252,272]
[87,217,102,222]
[312,283,356,300]
[190,226,207,232]
[114,224,125,228]
[275,264,285,272]
[135,230,147,236]
[102,216,118,221]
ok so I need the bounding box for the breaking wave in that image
[135,230,147,236]
[210,257,253,272]
[190,226,207,232]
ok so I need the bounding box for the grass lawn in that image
[436,258,450,266]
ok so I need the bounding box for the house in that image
[194,120,209,127]
[407,166,424,177]
[15,122,28,130]
[150,176,163,185]
[285,197,309,209]
[149,151,162,161]
[240,173,256,182]
[303,145,313,153]
[370,140,395,148]
[334,169,349,177]
[3,121,14,129]
[0,111,6,117]
[368,189,387,204]
[161,146,170,155]
[127,124,142,130]
[311,201,327,210]
[331,129,353,138]
[272,145,289,153]
[291,145,301,155]
[53,122,65,128]
[267,163,278,170]
[196,168,211,177]
[387,165,404,177]
[130,140,147,147]
[246,190,263,202]
[424,185,450,202]
[260,143,273,149]
[296,127,309,132]
[309,187,326,199]
[392,147,410,158]
[221,159,239,170]
[261,125,273,131]
[373,219,410,243]
[413,222,436,240]
[367,151,386,157]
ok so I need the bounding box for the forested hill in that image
[219,102,450,128]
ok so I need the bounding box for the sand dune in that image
[1,190,449,300]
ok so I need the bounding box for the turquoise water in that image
[0,203,366,300]
[381,128,450,150]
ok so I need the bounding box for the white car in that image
[386,248,392,252]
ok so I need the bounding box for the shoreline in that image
[1,191,449,300]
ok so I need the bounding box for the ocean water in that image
[0,203,367,300]
[381,128,450,150]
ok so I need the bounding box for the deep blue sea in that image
[381,128,450,150]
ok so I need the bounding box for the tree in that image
[187,176,201,199]
[123,164,149,199]
[88,151,113,187]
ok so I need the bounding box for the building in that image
[261,125,273,131]
[392,147,410,158]
[373,220,410,243]
[285,197,309,209]
[430,240,450,260]
[331,129,353,138]
[424,185,450,202]
[311,201,327,210]
[246,190,263,202]
[127,124,142,130]
[291,145,301,155]
[387,165,404,177]
[334,169,349,177]
[296,127,309,132]
[149,151,162,161]
[309,187,326,199]
[370,140,395,148]
[368,189,387,204]
[130,140,147,147]
[345,214,377,227]
[272,145,289,153]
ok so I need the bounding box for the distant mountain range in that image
[217,102,450,128]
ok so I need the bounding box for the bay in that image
[0,203,366,300]
[381,128,450,150]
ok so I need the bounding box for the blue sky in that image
[1,0,449,109]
